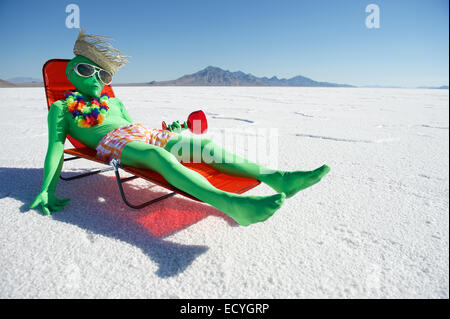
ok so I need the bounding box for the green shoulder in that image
[108,97,124,105]
[49,99,68,114]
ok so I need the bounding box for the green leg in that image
[120,141,285,226]
[165,134,330,198]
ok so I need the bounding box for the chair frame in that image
[60,155,176,209]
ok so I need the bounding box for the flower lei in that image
[64,91,109,128]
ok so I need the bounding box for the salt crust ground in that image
[0,87,448,298]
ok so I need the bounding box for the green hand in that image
[48,193,71,211]
[168,120,188,133]
[30,190,70,215]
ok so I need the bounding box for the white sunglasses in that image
[67,63,113,85]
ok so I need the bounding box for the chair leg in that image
[60,156,114,181]
[111,159,176,209]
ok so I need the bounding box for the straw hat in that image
[73,30,129,75]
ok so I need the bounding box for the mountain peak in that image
[203,66,223,72]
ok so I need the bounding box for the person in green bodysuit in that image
[30,31,330,226]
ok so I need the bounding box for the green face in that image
[66,55,106,98]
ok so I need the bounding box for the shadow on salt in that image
[0,166,238,278]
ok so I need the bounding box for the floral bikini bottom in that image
[95,123,176,164]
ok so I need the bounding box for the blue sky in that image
[0,0,448,87]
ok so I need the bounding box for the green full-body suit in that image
[31,55,330,226]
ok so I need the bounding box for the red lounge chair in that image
[42,59,261,209]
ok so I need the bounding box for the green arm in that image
[30,101,70,215]
[41,101,67,191]
[47,149,64,194]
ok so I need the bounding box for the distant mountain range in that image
[0,78,43,87]
[417,85,449,90]
[361,85,449,89]
[146,66,354,87]
[0,79,16,87]
[1,66,448,89]
[7,77,42,84]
